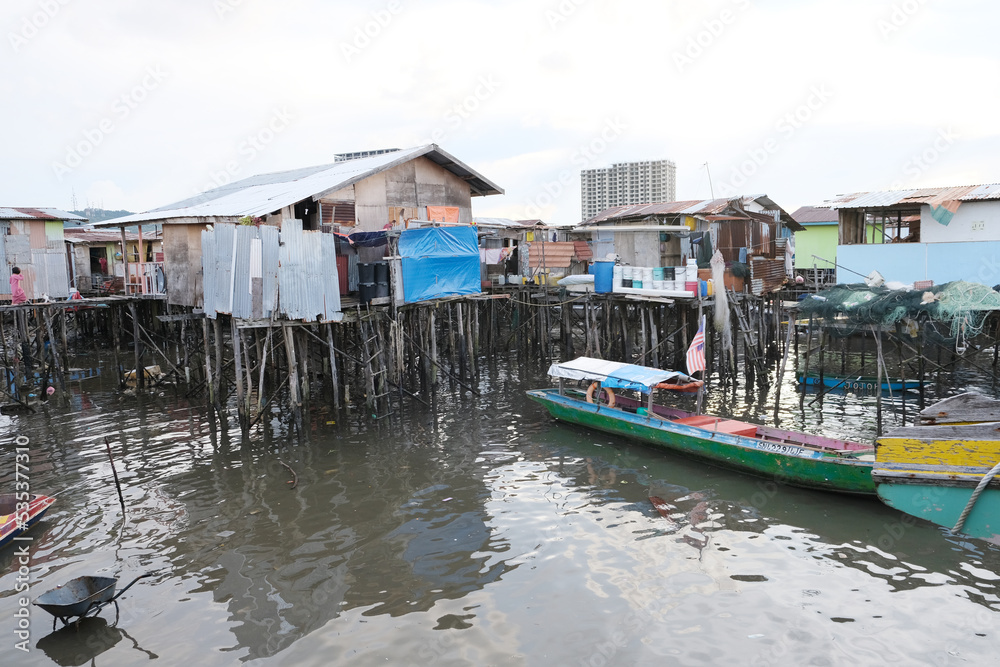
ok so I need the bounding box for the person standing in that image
[10,266,27,304]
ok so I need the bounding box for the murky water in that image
[3,349,999,666]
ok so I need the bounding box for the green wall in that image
[794,222,838,270]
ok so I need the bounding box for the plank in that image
[919,392,1000,424]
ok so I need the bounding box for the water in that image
[2,352,999,666]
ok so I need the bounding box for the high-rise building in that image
[580,159,677,221]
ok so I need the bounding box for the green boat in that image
[527,357,876,495]
[874,393,1000,541]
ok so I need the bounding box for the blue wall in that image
[837,242,1000,285]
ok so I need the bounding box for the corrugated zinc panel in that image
[202,230,216,318]
[961,184,1000,201]
[45,250,69,298]
[231,225,257,319]
[214,223,235,314]
[0,226,9,295]
[29,221,47,250]
[321,233,342,321]
[303,230,324,320]
[260,225,279,318]
[348,253,359,291]
[278,221,304,320]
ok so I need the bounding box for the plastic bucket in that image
[590,260,615,294]
[359,283,377,304]
[663,267,675,280]
[358,263,375,284]
[633,280,643,289]
[652,267,664,281]
[374,262,389,284]
[684,281,698,294]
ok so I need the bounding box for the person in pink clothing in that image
[10,266,27,304]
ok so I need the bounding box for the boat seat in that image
[674,415,759,437]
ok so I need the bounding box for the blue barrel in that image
[590,260,614,293]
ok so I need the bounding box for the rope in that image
[952,459,1000,534]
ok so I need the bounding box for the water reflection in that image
[0,352,998,665]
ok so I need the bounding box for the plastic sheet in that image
[399,226,480,303]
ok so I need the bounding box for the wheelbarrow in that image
[33,572,157,629]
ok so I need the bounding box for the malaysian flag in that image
[686,314,706,375]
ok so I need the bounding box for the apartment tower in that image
[580,159,677,221]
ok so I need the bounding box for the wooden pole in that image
[129,302,144,390]
[202,318,215,406]
[282,323,303,433]
[231,319,246,428]
[325,323,340,409]
[773,312,795,423]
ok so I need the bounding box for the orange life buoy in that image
[586,382,615,408]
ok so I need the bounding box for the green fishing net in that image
[797,281,1000,340]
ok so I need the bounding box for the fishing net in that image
[797,281,1000,340]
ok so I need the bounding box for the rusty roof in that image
[0,207,87,222]
[582,195,803,231]
[828,183,1000,210]
[791,205,838,224]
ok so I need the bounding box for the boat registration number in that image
[754,441,823,459]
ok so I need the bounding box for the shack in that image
[791,205,838,285]
[574,195,802,294]
[0,207,85,301]
[474,218,587,285]
[64,227,163,295]
[829,184,1000,285]
[95,145,504,308]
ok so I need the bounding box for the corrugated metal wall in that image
[203,221,341,322]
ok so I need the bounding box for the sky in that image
[2,0,997,226]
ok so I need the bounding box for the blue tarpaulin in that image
[399,226,481,304]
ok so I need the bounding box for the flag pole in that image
[696,295,705,415]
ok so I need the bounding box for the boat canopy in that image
[546,357,695,394]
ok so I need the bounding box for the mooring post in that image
[873,325,884,437]
[231,319,247,429]
[282,323,303,434]
[128,302,144,391]
[202,318,215,406]
[326,323,340,409]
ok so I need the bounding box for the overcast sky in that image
[2,0,996,225]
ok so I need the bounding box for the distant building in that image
[829,184,1000,284]
[0,207,86,301]
[791,205,839,282]
[581,159,676,222]
[576,195,802,294]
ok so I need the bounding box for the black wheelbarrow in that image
[33,572,157,629]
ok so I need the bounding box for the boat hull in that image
[0,494,56,550]
[527,389,875,495]
[875,482,1000,540]
[797,375,921,392]
[874,420,1000,539]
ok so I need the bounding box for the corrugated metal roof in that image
[790,205,838,224]
[0,207,86,221]
[94,145,504,227]
[828,184,1000,209]
[582,195,803,231]
[64,229,153,244]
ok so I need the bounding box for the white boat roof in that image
[547,357,694,393]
